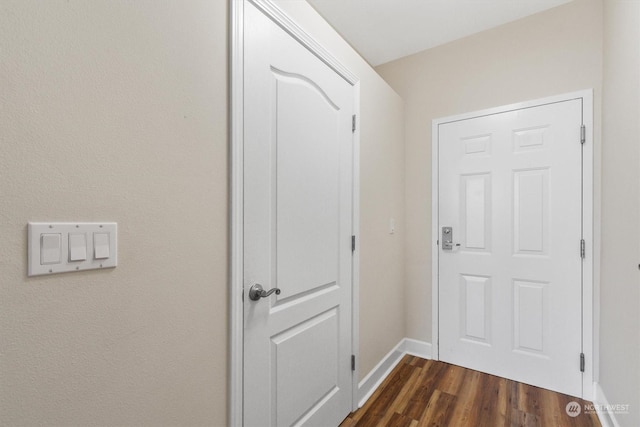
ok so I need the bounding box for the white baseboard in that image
[402,338,432,359]
[357,338,432,408]
[593,383,622,427]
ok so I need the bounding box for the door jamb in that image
[430,90,596,399]
[230,1,361,424]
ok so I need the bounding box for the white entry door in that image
[438,99,584,397]
[243,3,355,426]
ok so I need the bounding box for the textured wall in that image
[272,1,407,381]
[0,1,228,425]
[376,0,603,344]
[600,1,640,425]
[0,0,404,424]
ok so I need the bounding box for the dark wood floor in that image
[341,355,600,427]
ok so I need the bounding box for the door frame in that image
[229,1,361,424]
[430,90,596,399]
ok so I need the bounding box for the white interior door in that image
[243,3,354,426]
[438,100,584,397]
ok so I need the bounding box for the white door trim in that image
[431,90,595,399]
[230,1,361,424]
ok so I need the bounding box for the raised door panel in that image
[460,173,491,252]
[274,70,341,300]
[460,274,492,345]
[272,309,339,426]
[513,169,549,256]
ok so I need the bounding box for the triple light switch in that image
[28,222,117,276]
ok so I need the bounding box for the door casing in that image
[431,90,596,399]
[229,1,361,425]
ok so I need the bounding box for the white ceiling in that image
[307,0,573,66]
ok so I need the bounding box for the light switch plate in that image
[28,222,117,276]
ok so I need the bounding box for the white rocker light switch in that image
[69,233,87,262]
[40,233,61,265]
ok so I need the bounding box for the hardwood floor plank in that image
[512,408,541,427]
[387,412,416,427]
[389,360,434,415]
[434,362,465,396]
[353,362,416,426]
[377,362,428,426]
[338,416,355,427]
[495,376,509,427]
[476,373,504,427]
[417,389,457,427]
[408,355,427,368]
[539,385,562,427]
[464,369,488,426]
[519,382,544,418]
[447,368,482,427]
[402,362,448,420]
[347,358,412,424]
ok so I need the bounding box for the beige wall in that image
[600,1,640,425]
[376,0,603,343]
[1,1,405,425]
[273,1,407,381]
[0,1,228,425]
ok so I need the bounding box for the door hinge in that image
[580,124,586,145]
[580,239,586,259]
[352,115,356,133]
[351,355,356,371]
[351,235,356,252]
[580,353,585,372]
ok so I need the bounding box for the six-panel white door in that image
[243,3,355,426]
[438,100,584,397]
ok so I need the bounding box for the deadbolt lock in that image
[442,227,453,250]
